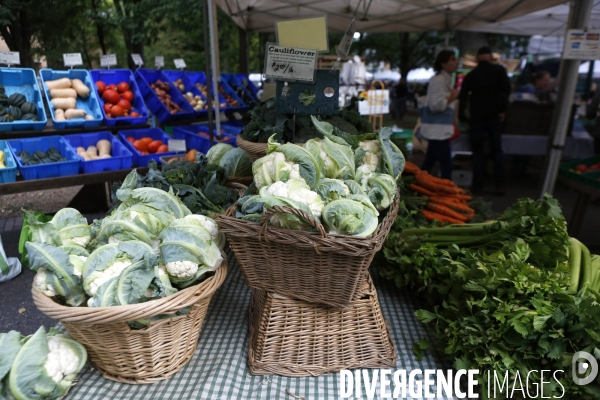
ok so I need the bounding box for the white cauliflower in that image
[44,336,82,383]
[358,140,381,173]
[253,152,304,188]
[165,260,198,279]
[107,236,120,245]
[34,268,56,297]
[68,255,86,278]
[264,179,325,218]
[185,215,219,240]
[88,260,131,296]
[67,236,91,247]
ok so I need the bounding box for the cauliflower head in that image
[264,179,325,218]
[34,268,56,297]
[88,260,132,296]
[165,260,199,279]
[253,152,304,189]
[44,336,82,383]
[357,140,382,173]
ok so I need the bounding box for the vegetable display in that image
[125,136,169,155]
[0,87,39,124]
[149,79,183,115]
[76,139,112,160]
[45,78,94,121]
[17,148,67,165]
[172,78,205,111]
[95,80,141,119]
[381,194,600,398]
[0,327,87,400]
[194,82,228,109]
[206,144,252,177]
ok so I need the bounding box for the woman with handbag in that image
[419,50,459,179]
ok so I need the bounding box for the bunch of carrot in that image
[403,161,474,225]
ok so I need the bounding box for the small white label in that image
[168,139,186,152]
[264,43,317,82]
[0,51,20,66]
[336,18,356,58]
[174,59,187,69]
[63,53,83,67]
[131,54,144,67]
[100,54,117,68]
[155,56,164,69]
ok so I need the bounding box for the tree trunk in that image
[90,0,107,55]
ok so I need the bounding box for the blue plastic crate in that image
[218,78,247,110]
[163,70,208,118]
[220,121,243,136]
[39,69,104,129]
[235,73,259,95]
[134,69,195,124]
[118,128,179,167]
[184,72,230,109]
[7,136,79,180]
[63,131,133,174]
[0,68,47,132]
[0,140,17,183]
[173,125,237,154]
[223,73,258,104]
[89,69,150,126]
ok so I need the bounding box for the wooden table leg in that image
[568,191,590,237]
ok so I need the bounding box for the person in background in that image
[419,50,459,180]
[519,70,555,102]
[459,46,511,196]
[390,80,408,129]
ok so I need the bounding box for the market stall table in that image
[59,252,453,400]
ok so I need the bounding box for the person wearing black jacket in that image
[458,47,511,195]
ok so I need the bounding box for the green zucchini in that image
[568,238,582,293]
[579,241,592,292]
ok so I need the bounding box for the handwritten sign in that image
[100,54,117,68]
[168,139,186,152]
[0,52,20,66]
[155,56,164,69]
[174,59,187,69]
[131,54,144,67]
[63,53,83,67]
[264,43,317,82]
[336,19,356,58]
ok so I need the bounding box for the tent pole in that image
[208,0,221,142]
[538,0,594,198]
[203,0,214,142]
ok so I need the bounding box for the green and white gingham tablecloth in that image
[64,252,453,400]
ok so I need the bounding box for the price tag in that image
[336,18,356,58]
[168,139,186,153]
[63,53,83,68]
[100,54,117,68]
[174,59,187,69]
[264,43,318,82]
[0,51,20,66]
[131,54,144,67]
[155,56,164,69]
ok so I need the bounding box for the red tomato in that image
[141,137,153,146]
[117,99,132,111]
[147,140,163,154]
[103,103,112,114]
[110,105,125,117]
[117,82,130,93]
[121,90,134,102]
[102,89,120,105]
[575,164,588,172]
[126,136,135,143]
[133,140,147,152]
[130,111,140,117]
[107,83,118,91]
[157,144,169,153]
[96,81,107,95]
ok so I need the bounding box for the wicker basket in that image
[215,190,400,308]
[236,135,304,162]
[248,274,397,377]
[225,175,254,186]
[32,255,228,384]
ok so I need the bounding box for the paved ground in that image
[1,162,598,336]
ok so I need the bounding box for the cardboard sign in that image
[174,59,187,69]
[63,53,83,67]
[264,43,318,82]
[358,90,390,115]
[100,54,117,68]
[155,55,165,69]
[131,54,144,67]
[0,52,20,66]
[275,16,328,52]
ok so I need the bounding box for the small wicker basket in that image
[248,274,397,377]
[236,135,305,162]
[32,255,228,384]
[216,190,400,308]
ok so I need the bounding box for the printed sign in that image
[100,54,117,68]
[168,139,186,152]
[131,54,144,67]
[264,43,318,82]
[563,29,600,59]
[358,90,389,115]
[155,55,165,69]
[336,19,356,58]
[174,59,187,69]
[0,52,20,66]
[63,53,83,67]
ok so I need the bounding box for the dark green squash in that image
[0,115,11,123]
[0,93,9,106]
[0,84,5,94]
[7,93,26,107]
[20,102,37,114]
[20,113,38,121]
[7,106,22,121]
[0,105,7,116]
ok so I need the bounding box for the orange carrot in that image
[415,174,464,195]
[425,203,469,221]
[447,194,472,201]
[422,209,465,225]
[428,197,475,213]
[404,161,421,175]
[416,171,457,188]
[409,183,435,197]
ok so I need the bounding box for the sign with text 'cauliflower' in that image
[264,43,318,83]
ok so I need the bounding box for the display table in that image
[61,252,452,400]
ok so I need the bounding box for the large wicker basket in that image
[32,255,228,384]
[248,274,397,377]
[215,190,400,308]
[236,135,305,162]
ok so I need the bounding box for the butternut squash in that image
[45,78,72,90]
[96,140,111,157]
[54,109,66,122]
[51,98,76,110]
[76,147,91,161]
[71,79,90,98]
[49,88,77,99]
[86,145,98,160]
[64,109,86,119]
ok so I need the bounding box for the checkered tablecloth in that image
[64,252,453,400]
